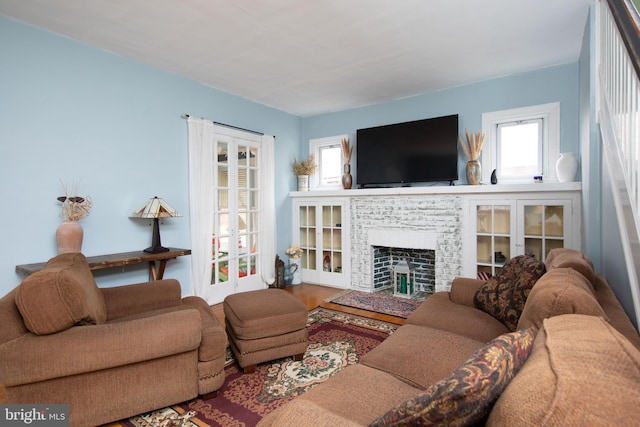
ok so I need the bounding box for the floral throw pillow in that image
[369,328,536,427]
[473,255,546,331]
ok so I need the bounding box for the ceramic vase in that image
[297,175,309,191]
[341,164,353,189]
[466,160,481,185]
[556,152,578,182]
[56,220,83,254]
[289,258,302,285]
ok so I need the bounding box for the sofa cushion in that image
[406,292,510,343]
[361,324,485,389]
[370,327,535,427]
[487,315,640,426]
[259,364,421,426]
[15,253,107,335]
[517,268,607,330]
[474,255,547,331]
[545,248,596,286]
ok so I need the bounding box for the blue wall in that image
[302,63,580,186]
[0,16,301,297]
[1,14,583,301]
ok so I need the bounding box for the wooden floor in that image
[211,283,406,326]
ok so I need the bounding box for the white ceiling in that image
[0,0,591,117]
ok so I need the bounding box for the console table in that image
[16,248,191,281]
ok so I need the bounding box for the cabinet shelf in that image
[477,232,511,238]
[524,235,564,240]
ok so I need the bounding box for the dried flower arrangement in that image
[57,182,92,222]
[341,137,353,164]
[292,155,318,176]
[285,246,304,259]
[458,129,486,161]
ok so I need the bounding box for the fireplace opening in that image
[372,246,435,297]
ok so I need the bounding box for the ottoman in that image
[224,288,309,373]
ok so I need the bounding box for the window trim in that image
[310,134,348,190]
[481,102,560,183]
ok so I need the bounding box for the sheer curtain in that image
[187,117,214,297]
[187,117,276,295]
[260,134,276,285]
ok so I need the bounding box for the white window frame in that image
[481,102,560,183]
[309,134,348,190]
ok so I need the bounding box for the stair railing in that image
[598,0,640,322]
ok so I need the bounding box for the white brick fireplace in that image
[291,183,581,294]
[350,195,464,293]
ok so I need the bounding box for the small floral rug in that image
[108,308,397,427]
[328,289,427,318]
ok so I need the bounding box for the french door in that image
[208,127,265,302]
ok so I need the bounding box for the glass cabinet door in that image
[476,203,513,277]
[293,200,349,287]
[322,205,343,273]
[520,201,570,262]
[298,205,317,270]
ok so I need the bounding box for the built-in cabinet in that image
[291,183,581,291]
[292,199,350,288]
[466,194,579,278]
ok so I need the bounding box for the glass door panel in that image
[494,207,511,235]
[494,236,511,263]
[520,201,568,262]
[545,206,564,237]
[475,203,512,276]
[322,206,332,227]
[477,205,492,233]
[477,235,492,264]
[524,205,543,236]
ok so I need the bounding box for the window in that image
[482,103,560,183]
[497,119,543,178]
[310,134,348,189]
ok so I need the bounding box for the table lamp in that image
[130,196,181,253]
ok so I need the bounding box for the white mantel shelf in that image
[290,182,582,198]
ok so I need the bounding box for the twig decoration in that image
[458,129,486,161]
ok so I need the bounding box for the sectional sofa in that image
[259,249,640,426]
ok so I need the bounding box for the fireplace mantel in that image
[368,229,437,250]
[290,182,581,199]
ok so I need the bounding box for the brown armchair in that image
[0,252,227,427]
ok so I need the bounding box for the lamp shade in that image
[130,196,181,219]
[130,197,181,253]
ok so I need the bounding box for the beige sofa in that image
[260,249,640,426]
[0,252,227,427]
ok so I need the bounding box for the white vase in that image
[556,153,578,182]
[289,258,302,285]
[297,175,309,191]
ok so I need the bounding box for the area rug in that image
[327,289,424,318]
[108,307,397,427]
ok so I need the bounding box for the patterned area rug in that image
[109,308,397,427]
[328,289,426,318]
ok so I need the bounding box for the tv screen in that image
[356,114,459,187]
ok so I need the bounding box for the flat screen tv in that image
[356,114,459,187]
